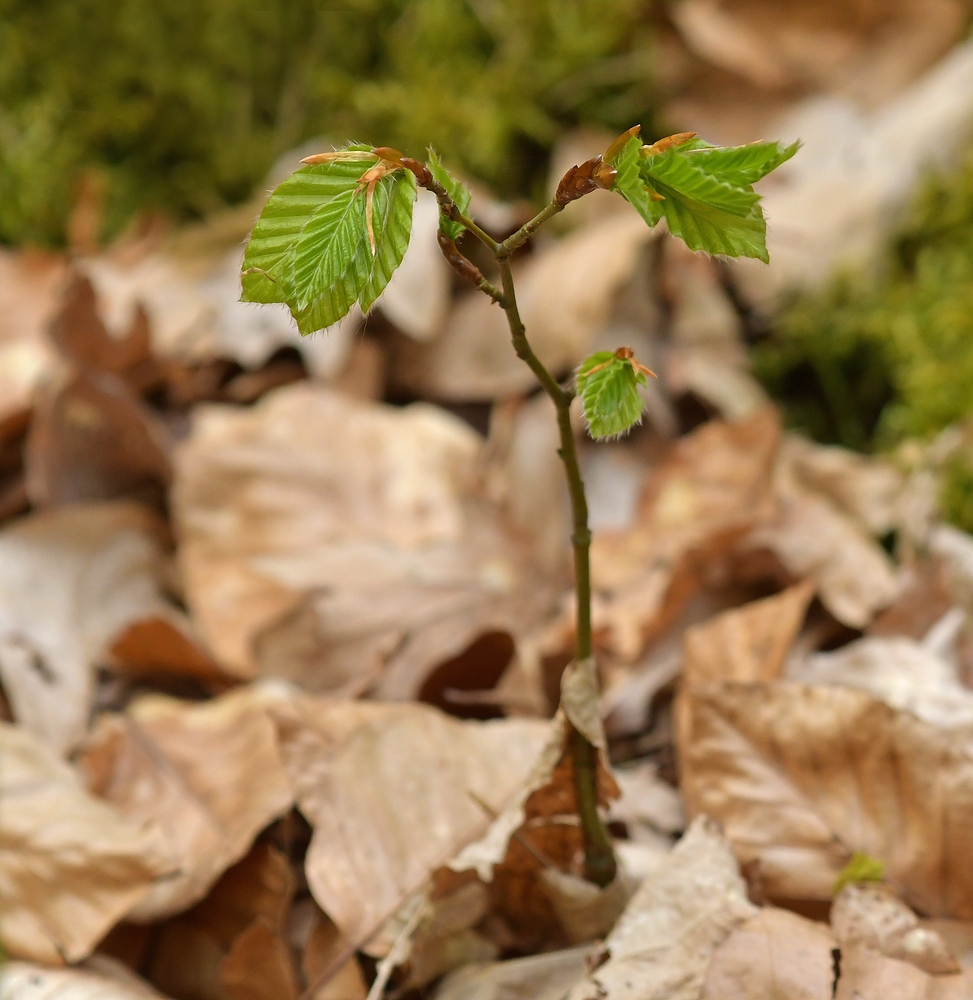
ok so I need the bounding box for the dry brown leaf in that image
[25,368,172,508]
[683,581,815,688]
[393,212,659,400]
[173,383,551,693]
[700,907,837,1000]
[145,839,295,1000]
[0,961,170,1000]
[79,686,293,920]
[301,906,369,1000]
[681,680,973,915]
[433,947,591,1000]
[270,696,550,947]
[783,435,904,537]
[590,408,780,660]
[834,945,972,1000]
[0,721,174,964]
[0,502,208,756]
[565,816,757,1000]
[220,917,299,1000]
[832,883,960,975]
[741,445,900,630]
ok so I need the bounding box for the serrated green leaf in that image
[241,146,417,335]
[608,135,663,229]
[427,149,471,242]
[833,852,885,896]
[639,149,769,262]
[577,351,646,439]
[685,139,799,186]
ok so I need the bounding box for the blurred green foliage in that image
[0,0,655,246]
[754,141,973,454]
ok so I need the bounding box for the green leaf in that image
[241,146,417,335]
[427,149,472,242]
[685,139,799,186]
[577,351,646,440]
[833,852,885,896]
[608,135,664,229]
[608,133,798,263]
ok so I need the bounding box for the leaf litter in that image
[6,25,973,999]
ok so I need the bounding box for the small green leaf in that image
[427,149,471,241]
[833,852,885,896]
[684,139,799,186]
[608,135,663,229]
[241,145,417,335]
[577,351,646,440]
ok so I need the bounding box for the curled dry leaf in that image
[683,580,815,688]
[680,680,973,915]
[393,212,660,400]
[565,816,757,1000]
[834,945,973,1000]
[269,695,551,947]
[741,440,901,630]
[788,634,973,729]
[79,686,293,920]
[832,883,960,975]
[173,383,551,695]
[433,946,592,1000]
[0,721,174,964]
[700,907,837,1000]
[0,961,170,1000]
[0,502,212,757]
[590,408,780,660]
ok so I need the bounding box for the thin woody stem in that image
[415,166,617,887]
[498,201,564,257]
[497,257,616,888]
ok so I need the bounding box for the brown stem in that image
[497,257,616,888]
[415,171,617,886]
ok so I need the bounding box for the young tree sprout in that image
[240,125,797,887]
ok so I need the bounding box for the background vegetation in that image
[0,0,656,246]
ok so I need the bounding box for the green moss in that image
[0,0,656,246]
[940,452,973,534]
[754,141,973,453]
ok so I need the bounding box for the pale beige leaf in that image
[79,686,292,920]
[566,816,757,1000]
[0,503,185,755]
[0,961,168,1000]
[173,383,550,693]
[433,947,591,1000]
[0,722,174,964]
[700,907,836,1000]
[681,681,973,916]
[788,635,973,729]
[834,945,972,1000]
[832,883,959,975]
[394,212,659,400]
[270,696,551,945]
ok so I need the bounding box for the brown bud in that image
[437,231,485,285]
[372,146,406,163]
[400,156,433,186]
[555,156,606,207]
